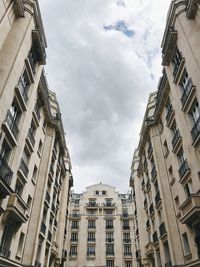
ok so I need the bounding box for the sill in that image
[37,151,42,158]
[184,252,192,261]
[164,150,169,158]
[15,254,22,260]
[31,178,36,186]
[169,177,175,186]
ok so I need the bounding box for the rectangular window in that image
[88,220,96,229]
[184,180,193,198]
[106,260,114,267]
[16,232,25,258]
[70,246,77,255]
[72,221,78,229]
[106,232,114,242]
[124,245,131,255]
[182,233,191,256]
[106,244,114,255]
[0,139,11,162]
[125,261,132,267]
[106,220,113,229]
[87,245,95,255]
[105,209,113,215]
[88,232,95,242]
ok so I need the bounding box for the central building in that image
[66,184,134,267]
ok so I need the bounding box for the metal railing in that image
[0,245,11,258]
[0,154,13,185]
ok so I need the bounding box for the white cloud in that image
[39,0,171,192]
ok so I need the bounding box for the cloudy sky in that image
[39,0,171,193]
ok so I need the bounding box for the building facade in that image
[66,184,134,267]
[130,1,200,267]
[0,1,73,267]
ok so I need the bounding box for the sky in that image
[39,0,171,193]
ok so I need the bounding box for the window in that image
[172,47,182,77]
[123,233,130,242]
[180,69,189,92]
[38,140,43,155]
[105,209,113,215]
[71,233,78,242]
[177,147,185,165]
[15,179,23,196]
[0,139,11,162]
[190,99,200,123]
[106,232,114,242]
[32,165,38,183]
[89,198,97,206]
[18,69,30,99]
[163,140,169,157]
[102,190,106,195]
[124,244,132,255]
[87,209,96,215]
[106,260,114,267]
[27,195,32,211]
[106,244,114,255]
[95,190,99,195]
[106,220,113,229]
[72,221,78,229]
[74,199,80,205]
[125,261,132,267]
[88,220,96,229]
[87,245,95,255]
[184,180,193,198]
[0,224,14,255]
[16,232,25,258]
[182,233,191,256]
[70,246,77,255]
[105,198,113,206]
[123,220,130,229]
[88,232,95,242]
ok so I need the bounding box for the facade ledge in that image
[24,58,35,83]
[145,242,154,256]
[180,194,200,225]
[181,84,196,113]
[14,86,28,112]
[162,28,178,66]
[166,109,175,128]
[2,122,18,147]
[3,194,28,226]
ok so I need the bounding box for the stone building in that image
[0,1,73,267]
[66,184,134,267]
[130,1,200,267]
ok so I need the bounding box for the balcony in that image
[172,129,182,153]
[106,225,114,230]
[180,194,200,225]
[155,191,161,208]
[0,155,13,198]
[69,213,81,220]
[166,104,175,127]
[156,69,168,111]
[26,129,35,152]
[87,251,95,257]
[181,78,196,112]
[123,226,130,230]
[149,203,155,217]
[146,219,150,231]
[151,165,157,183]
[106,238,114,243]
[159,222,167,240]
[69,252,77,257]
[135,249,141,261]
[70,238,78,243]
[186,0,199,19]
[191,117,200,146]
[86,202,98,208]
[124,252,132,257]
[106,251,115,256]
[178,159,191,183]
[162,27,178,66]
[103,202,115,208]
[71,226,79,230]
[5,193,28,225]
[153,231,159,246]
[3,110,19,146]
[18,159,29,183]
[0,245,11,258]
[145,242,154,256]
[123,239,131,243]
[87,238,95,242]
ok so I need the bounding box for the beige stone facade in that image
[66,184,134,267]
[130,1,200,267]
[0,1,73,267]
